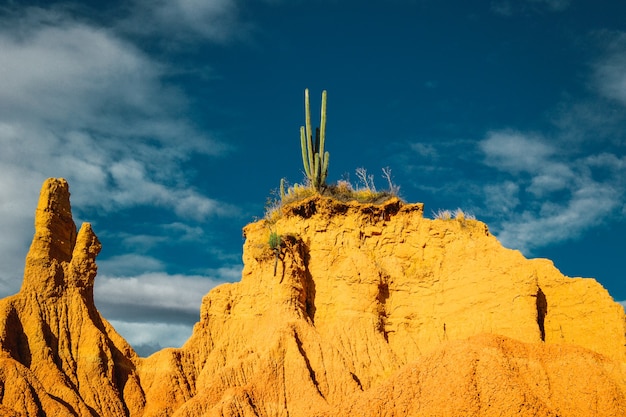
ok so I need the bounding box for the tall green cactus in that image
[300,89,330,192]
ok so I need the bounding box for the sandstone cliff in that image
[0,178,624,416]
[139,195,626,417]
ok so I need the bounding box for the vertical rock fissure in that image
[536,288,547,342]
[300,241,316,324]
[376,276,390,342]
[293,329,325,399]
[6,310,31,368]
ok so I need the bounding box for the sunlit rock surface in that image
[0,179,624,416]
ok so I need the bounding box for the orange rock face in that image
[322,334,626,417]
[0,179,625,416]
[0,179,145,416]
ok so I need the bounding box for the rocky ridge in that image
[0,178,624,416]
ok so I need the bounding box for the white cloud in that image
[478,129,625,253]
[205,264,243,282]
[483,181,520,215]
[97,255,166,276]
[480,131,554,174]
[474,32,626,253]
[585,153,626,169]
[0,163,54,294]
[410,142,438,159]
[0,20,180,134]
[122,0,247,44]
[494,179,619,252]
[0,8,225,187]
[594,32,626,107]
[491,0,570,16]
[528,162,575,197]
[528,0,570,12]
[107,320,196,356]
[95,272,218,318]
[107,222,210,255]
[0,8,233,294]
[161,222,206,241]
[94,269,240,354]
[94,266,241,320]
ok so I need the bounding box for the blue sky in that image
[0,0,625,356]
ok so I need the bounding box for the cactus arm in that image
[321,151,329,184]
[313,155,320,188]
[304,89,314,175]
[300,126,311,177]
[319,90,327,158]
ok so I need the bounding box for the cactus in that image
[300,89,330,191]
[279,178,286,200]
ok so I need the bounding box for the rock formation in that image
[0,178,145,416]
[0,178,624,416]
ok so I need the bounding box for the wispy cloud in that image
[404,31,626,256]
[529,0,571,11]
[474,28,626,253]
[593,31,626,107]
[480,131,555,175]
[95,272,219,323]
[409,129,625,255]
[106,321,198,357]
[95,266,242,354]
[121,0,248,44]
[491,0,570,16]
[478,123,625,252]
[97,254,166,276]
[0,7,233,297]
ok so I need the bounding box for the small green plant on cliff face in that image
[268,231,282,276]
[300,88,329,192]
[269,230,281,251]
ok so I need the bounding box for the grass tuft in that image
[433,208,476,221]
[264,168,402,223]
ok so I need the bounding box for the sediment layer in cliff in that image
[0,179,624,417]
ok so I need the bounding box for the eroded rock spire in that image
[21,178,101,297]
[0,178,143,416]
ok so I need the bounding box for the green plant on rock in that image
[300,88,330,192]
[269,230,281,251]
[269,230,282,276]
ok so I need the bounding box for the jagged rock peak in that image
[0,178,141,417]
[21,178,101,296]
[29,178,75,261]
